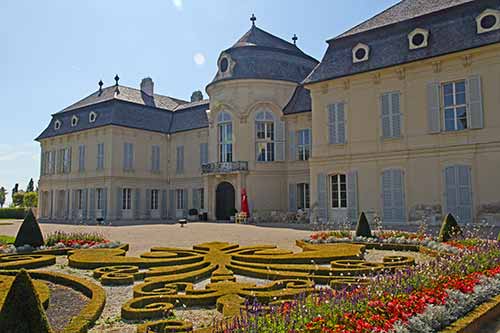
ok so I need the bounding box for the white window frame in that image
[442,80,467,132]
[122,188,132,210]
[176,189,185,210]
[218,112,233,163]
[150,189,159,210]
[297,183,310,210]
[256,111,275,162]
[297,129,311,161]
[331,174,347,209]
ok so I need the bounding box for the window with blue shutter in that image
[444,165,472,223]
[381,169,406,223]
[123,143,134,171]
[381,92,402,139]
[97,143,104,170]
[288,183,297,212]
[467,75,484,129]
[176,146,184,174]
[78,145,85,172]
[427,82,441,133]
[151,145,160,172]
[317,174,328,223]
[297,129,311,160]
[200,143,208,167]
[328,103,346,144]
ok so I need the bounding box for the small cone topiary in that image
[0,269,53,333]
[438,213,463,242]
[355,212,373,238]
[14,209,44,248]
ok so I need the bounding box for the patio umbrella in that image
[241,188,249,217]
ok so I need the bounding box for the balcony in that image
[201,161,249,175]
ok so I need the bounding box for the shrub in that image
[0,269,53,333]
[14,209,44,247]
[355,212,372,238]
[12,192,25,207]
[23,192,38,208]
[438,213,462,242]
[0,235,15,245]
[0,208,27,219]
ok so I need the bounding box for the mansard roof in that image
[209,24,318,86]
[305,0,500,85]
[36,86,209,140]
[283,85,312,115]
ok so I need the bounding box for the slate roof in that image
[209,25,318,86]
[305,0,500,84]
[60,85,187,113]
[336,0,474,39]
[283,85,312,115]
[36,88,209,140]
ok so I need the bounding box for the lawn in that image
[0,235,15,244]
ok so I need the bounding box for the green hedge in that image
[0,208,27,220]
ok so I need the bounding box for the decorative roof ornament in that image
[250,14,256,26]
[292,34,298,45]
[114,74,120,86]
[98,80,103,95]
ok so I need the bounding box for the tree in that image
[26,178,34,192]
[12,191,25,207]
[23,192,38,208]
[14,209,44,247]
[11,183,18,203]
[190,90,203,102]
[0,186,6,208]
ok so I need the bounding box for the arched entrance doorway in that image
[215,182,235,221]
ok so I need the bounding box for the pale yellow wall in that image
[307,44,500,223]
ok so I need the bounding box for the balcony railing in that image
[201,161,249,175]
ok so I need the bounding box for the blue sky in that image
[0,0,398,204]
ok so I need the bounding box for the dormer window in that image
[217,54,234,79]
[476,9,500,34]
[89,112,97,123]
[54,120,61,130]
[352,43,370,63]
[408,28,429,50]
[71,115,79,127]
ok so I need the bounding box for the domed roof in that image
[208,22,318,87]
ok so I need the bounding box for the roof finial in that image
[292,34,298,45]
[98,80,103,94]
[250,14,256,26]
[114,74,120,86]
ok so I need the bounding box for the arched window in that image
[255,111,275,162]
[217,112,233,162]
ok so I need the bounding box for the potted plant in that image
[188,209,198,221]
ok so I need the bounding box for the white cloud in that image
[193,52,206,66]
[172,0,183,11]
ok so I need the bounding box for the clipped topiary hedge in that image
[0,208,27,220]
[14,209,44,248]
[136,319,193,333]
[355,212,373,238]
[0,254,56,270]
[438,213,462,242]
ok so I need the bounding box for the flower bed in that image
[219,241,500,333]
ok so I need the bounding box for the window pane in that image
[444,94,454,107]
[257,123,265,139]
[339,174,346,184]
[341,198,347,208]
[455,81,465,93]
[443,83,453,96]
[445,119,455,131]
[456,92,466,105]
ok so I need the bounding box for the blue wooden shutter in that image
[382,170,393,221]
[457,166,473,223]
[79,145,85,172]
[347,171,358,221]
[65,190,70,219]
[289,130,296,161]
[183,189,188,216]
[337,103,346,144]
[275,118,285,161]
[116,187,122,220]
[168,190,175,219]
[123,143,128,170]
[328,104,337,144]
[427,82,441,133]
[82,189,88,220]
[134,189,141,219]
[444,166,458,218]
[317,173,327,223]
[289,183,297,212]
[391,93,401,138]
[67,147,72,173]
[71,190,77,219]
[145,189,151,218]
[177,146,184,173]
[89,188,95,220]
[392,169,405,222]
[467,75,484,129]
[161,190,168,219]
[102,188,108,219]
[381,94,391,138]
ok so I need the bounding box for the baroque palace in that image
[37,0,500,225]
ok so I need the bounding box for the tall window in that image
[96,188,104,210]
[218,112,233,162]
[78,145,86,172]
[77,189,83,210]
[331,174,347,208]
[122,188,132,210]
[151,145,160,172]
[256,111,275,162]
[381,92,402,138]
[48,151,55,174]
[199,188,204,210]
[297,129,311,161]
[176,189,185,210]
[328,103,346,144]
[97,143,104,170]
[443,80,467,131]
[123,143,134,171]
[176,146,184,174]
[150,189,159,210]
[63,148,71,173]
[297,183,310,209]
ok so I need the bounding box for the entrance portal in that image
[215,182,236,221]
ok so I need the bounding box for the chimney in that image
[140,77,154,96]
[190,90,203,102]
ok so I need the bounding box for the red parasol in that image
[241,188,249,216]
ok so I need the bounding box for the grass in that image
[0,235,15,245]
